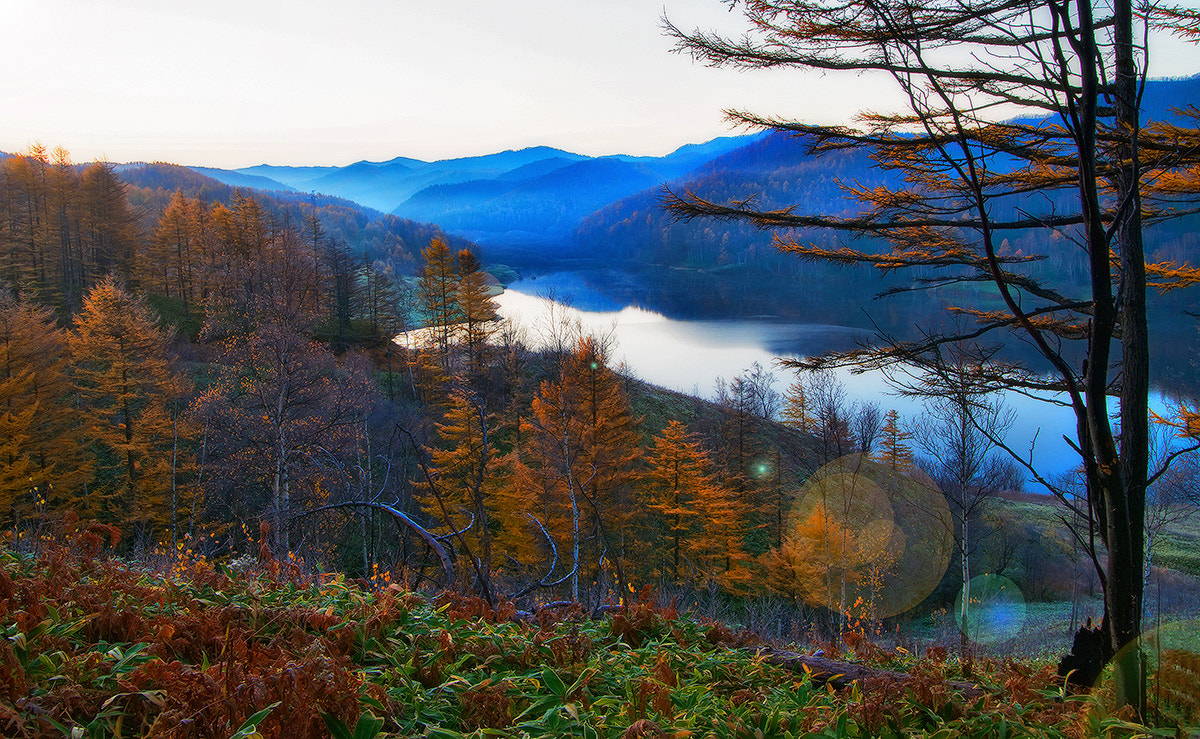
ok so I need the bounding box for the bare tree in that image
[805,369,853,463]
[914,373,1016,658]
[850,400,883,457]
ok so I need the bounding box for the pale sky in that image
[2,0,1196,169]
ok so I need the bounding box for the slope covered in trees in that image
[0,147,841,602]
[666,0,1200,716]
[118,162,476,278]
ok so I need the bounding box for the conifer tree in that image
[0,148,53,294]
[0,289,88,522]
[569,337,640,590]
[640,420,747,588]
[68,277,191,540]
[419,387,501,590]
[875,409,914,472]
[418,237,459,366]
[521,377,587,599]
[455,249,498,379]
[762,506,844,605]
[520,337,640,601]
[80,162,139,287]
[780,377,814,434]
[142,191,203,321]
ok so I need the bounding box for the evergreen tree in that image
[455,249,498,380]
[0,288,88,522]
[141,191,204,323]
[79,162,139,286]
[418,237,459,366]
[68,277,191,540]
[640,420,747,588]
[419,387,501,592]
[520,337,640,601]
[875,409,914,472]
[780,377,814,434]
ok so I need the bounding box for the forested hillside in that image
[570,76,1199,295]
[0,145,859,604]
[118,162,476,278]
[2,142,1130,620]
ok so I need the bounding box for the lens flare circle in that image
[783,454,953,620]
[953,574,1026,645]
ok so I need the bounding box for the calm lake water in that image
[498,272,1176,481]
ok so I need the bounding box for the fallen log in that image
[750,646,986,699]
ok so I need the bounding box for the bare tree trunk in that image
[1109,0,1148,713]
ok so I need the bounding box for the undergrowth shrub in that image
[1,520,1194,738]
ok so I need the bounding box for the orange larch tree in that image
[640,419,748,590]
[418,237,459,368]
[875,409,914,472]
[417,386,504,597]
[455,248,498,381]
[68,277,193,542]
[0,288,89,523]
[519,337,640,603]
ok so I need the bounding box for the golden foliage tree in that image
[875,409,914,472]
[640,420,748,589]
[68,277,192,540]
[79,162,140,287]
[519,337,640,601]
[0,149,139,315]
[140,191,207,323]
[780,376,814,434]
[0,288,88,522]
[418,387,506,595]
[418,237,459,366]
[455,248,498,379]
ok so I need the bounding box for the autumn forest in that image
[0,144,856,608]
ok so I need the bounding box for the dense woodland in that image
[0,144,1135,635]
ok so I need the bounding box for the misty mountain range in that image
[188,135,764,246]
[7,75,1189,272]
[175,74,1199,266]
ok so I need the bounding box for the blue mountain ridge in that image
[180,74,1196,255]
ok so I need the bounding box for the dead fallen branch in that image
[751,646,986,699]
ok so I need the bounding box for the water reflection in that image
[495,289,869,396]
[496,288,1140,480]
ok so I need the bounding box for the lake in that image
[497,271,1175,482]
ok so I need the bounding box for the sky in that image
[2,0,1197,169]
